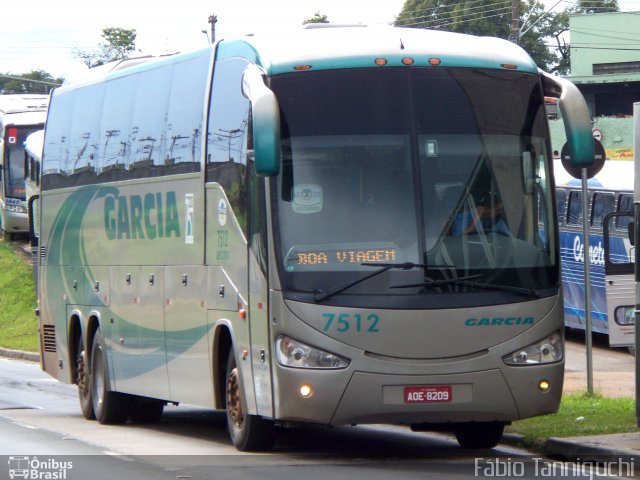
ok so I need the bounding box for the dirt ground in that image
[563,330,635,398]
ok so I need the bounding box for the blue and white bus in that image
[555,160,635,350]
[36,26,595,451]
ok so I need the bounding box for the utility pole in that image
[208,14,218,45]
[509,0,519,44]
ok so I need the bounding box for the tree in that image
[74,27,137,68]
[0,70,63,94]
[395,0,566,72]
[303,12,330,24]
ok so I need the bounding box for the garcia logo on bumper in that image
[465,317,535,327]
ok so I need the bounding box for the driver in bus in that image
[450,191,511,237]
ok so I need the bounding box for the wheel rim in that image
[76,349,90,399]
[92,346,105,409]
[226,366,243,429]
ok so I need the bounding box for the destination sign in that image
[285,244,398,271]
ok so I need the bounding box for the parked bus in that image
[35,26,595,451]
[555,160,635,351]
[0,94,48,240]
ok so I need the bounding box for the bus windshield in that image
[3,126,39,200]
[270,67,556,304]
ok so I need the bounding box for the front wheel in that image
[225,349,276,451]
[454,421,504,449]
[90,327,131,424]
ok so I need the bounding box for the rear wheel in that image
[225,349,276,451]
[454,421,504,449]
[75,335,95,420]
[90,327,131,424]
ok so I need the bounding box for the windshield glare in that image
[3,126,39,201]
[270,67,556,300]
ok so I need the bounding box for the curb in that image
[0,347,40,363]
[544,437,640,463]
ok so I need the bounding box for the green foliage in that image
[394,0,619,74]
[303,12,330,24]
[74,27,137,68]
[0,241,38,352]
[507,392,637,448]
[0,70,62,94]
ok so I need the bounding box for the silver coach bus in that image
[36,26,594,451]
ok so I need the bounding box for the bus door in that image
[246,171,273,417]
[603,211,635,349]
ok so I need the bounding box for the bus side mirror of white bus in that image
[629,221,635,246]
[242,66,281,176]
[540,70,595,167]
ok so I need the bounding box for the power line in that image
[398,6,512,29]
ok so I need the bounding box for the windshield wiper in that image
[392,275,540,298]
[314,262,425,302]
[391,274,483,290]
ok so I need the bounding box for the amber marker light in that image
[428,57,442,66]
[501,63,518,70]
[374,58,388,66]
[538,380,551,392]
[239,308,247,319]
[299,384,314,398]
[402,57,415,65]
[294,65,313,71]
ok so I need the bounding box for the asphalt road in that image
[2,354,631,480]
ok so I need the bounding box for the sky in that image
[3,0,640,81]
[0,0,406,79]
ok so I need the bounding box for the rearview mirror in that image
[540,71,595,168]
[242,65,281,176]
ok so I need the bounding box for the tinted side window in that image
[567,190,582,226]
[556,189,567,225]
[616,194,633,230]
[206,57,251,234]
[43,54,209,190]
[591,192,615,228]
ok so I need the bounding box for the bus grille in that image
[39,246,47,260]
[42,325,56,353]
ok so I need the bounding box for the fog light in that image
[538,380,550,392]
[299,384,314,398]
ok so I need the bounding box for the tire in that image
[454,421,504,449]
[225,348,276,451]
[90,327,131,424]
[75,335,95,420]
[129,396,165,424]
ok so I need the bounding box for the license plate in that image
[404,385,452,404]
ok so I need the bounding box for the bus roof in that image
[234,26,539,75]
[0,94,49,115]
[55,26,539,93]
[25,129,44,160]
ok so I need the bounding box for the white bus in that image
[0,94,48,240]
[36,26,595,451]
[555,160,635,351]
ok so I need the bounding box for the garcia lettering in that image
[105,191,180,240]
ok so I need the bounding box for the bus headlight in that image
[503,331,563,365]
[615,306,635,326]
[3,203,26,213]
[275,335,350,369]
